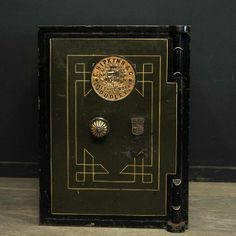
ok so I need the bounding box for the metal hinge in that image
[167,178,186,233]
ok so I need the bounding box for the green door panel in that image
[50,38,177,216]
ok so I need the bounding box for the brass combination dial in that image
[89,117,110,138]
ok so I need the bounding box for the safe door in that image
[39,26,190,231]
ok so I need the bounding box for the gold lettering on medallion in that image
[91,56,136,101]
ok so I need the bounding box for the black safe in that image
[39,25,190,232]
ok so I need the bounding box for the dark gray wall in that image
[0,0,235,180]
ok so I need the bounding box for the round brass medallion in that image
[91,56,136,101]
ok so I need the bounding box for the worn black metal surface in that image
[39,25,190,231]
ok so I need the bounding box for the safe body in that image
[39,25,190,232]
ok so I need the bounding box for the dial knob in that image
[89,118,110,138]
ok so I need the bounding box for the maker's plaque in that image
[91,56,136,101]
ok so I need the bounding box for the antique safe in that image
[39,25,190,232]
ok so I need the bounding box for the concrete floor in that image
[0,178,235,236]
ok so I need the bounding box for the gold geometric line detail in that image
[120,164,151,172]
[120,164,153,172]
[76,148,109,182]
[76,172,109,175]
[121,173,152,176]
[135,63,154,97]
[84,88,92,96]
[84,148,109,174]
[135,88,143,96]
[120,158,153,184]
[74,63,92,97]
